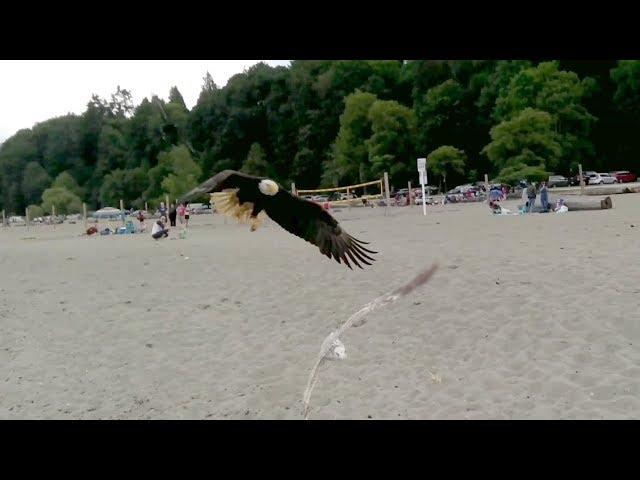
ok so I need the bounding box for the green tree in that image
[41,187,82,214]
[494,61,597,168]
[426,146,467,192]
[241,143,269,176]
[108,86,134,118]
[99,167,148,208]
[52,171,84,198]
[476,60,532,120]
[366,100,416,184]
[332,90,378,184]
[21,162,51,206]
[27,204,44,218]
[496,164,550,185]
[0,129,39,213]
[157,145,202,202]
[169,86,187,110]
[609,60,640,168]
[482,108,562,174]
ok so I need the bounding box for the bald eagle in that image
[179,170,376,269]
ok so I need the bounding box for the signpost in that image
[417,158,427,216]
[578,163,585,195]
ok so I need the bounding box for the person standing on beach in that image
[539,181,549,212]
[177,202,186,225]
[527,182,537,213]
[168,203,177,227]
[182,202,190,227]
[158,202,167,219]
[137,210,146,232]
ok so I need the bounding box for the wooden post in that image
[291,182,296,196]
[578,163,585,195]
[383,172,391,215]
[52,205,56,229]
[83,203,87,230]
[145,201,148,213]
[25,207,29,230]
[120,199,125,227]
[484,173,489,193]
[347,187,351,212]
[408,181,412,207]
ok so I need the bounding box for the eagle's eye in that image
[259,179,279,196]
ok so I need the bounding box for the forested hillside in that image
[1,60,638,214]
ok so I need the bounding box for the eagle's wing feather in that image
[179,170,262,204]
[264,190,376,269]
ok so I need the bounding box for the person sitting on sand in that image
[151,216,169,239]
[86,226,98,235]
[554,198,568,213]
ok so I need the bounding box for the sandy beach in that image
[1,194,639,419]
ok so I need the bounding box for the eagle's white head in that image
[258,179,279,196]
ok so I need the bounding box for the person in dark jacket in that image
[168,203,177,227]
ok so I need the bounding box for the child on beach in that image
[137,211,146,232]
[182,202,190,227]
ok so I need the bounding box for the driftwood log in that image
[548,194,612,210]
[551,184,640,196]
[521,195,613,212]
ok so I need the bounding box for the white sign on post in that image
[417,158,427,216]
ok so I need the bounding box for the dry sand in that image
[1,195,639,419]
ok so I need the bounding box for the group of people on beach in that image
[83,201,193,237]
[521,181,557,213]
[148,201,190,240]
[489,181,567,215]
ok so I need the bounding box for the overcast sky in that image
[0,60,291,144]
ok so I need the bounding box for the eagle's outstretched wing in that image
[264,190,376,269]
[178,170,259,204]
[179,170,377,269]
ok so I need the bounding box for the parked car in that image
[548,175,570,188]
[589,173,618,185]
[328,192,358,201]
[610,170,637,183]
[569,173,590,186]
[583,171,597,183]
[191,204,212,214]
[186,203,204,213]
[311,195,329,202]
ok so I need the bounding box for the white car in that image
[590,173,618,185]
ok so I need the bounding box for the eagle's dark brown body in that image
[180,170,376,269]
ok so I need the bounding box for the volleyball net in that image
[294,178,385,207]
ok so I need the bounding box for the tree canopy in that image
[1,60,639,214]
